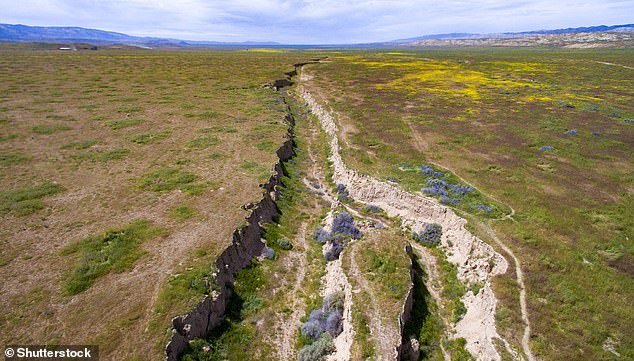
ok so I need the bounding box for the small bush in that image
[539,145,555,151]
[365,204,382,213]
[276,238,293,250]
[324,236,346,261]
[420,164,445,178]
[262,246,275,260]
[440,196,460,205]
[563,129,577,136]
[412,223,443,247]
[473,204,493,212]
[313,226,330,244]
[325,310,343,336]
[298,334,335,361]
[332,212,362,239]
[336,183,349,200]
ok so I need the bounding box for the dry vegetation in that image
[0,46,311,360]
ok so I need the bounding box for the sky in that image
[1,0,633,44]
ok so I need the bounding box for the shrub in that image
[422,178,449,196]
[365,204,382,213]
[276,238,293,250]
[563,129,577,136]
[325,310,343,336]
[324,237,346,261]
[387,177,399,183]
[473,204,493,212]
[539,146,555,151]
[313,227,330,244]
[412,223,442,247]
[298,334,335,361]
[301,318,324,340]
[624,118,634,123]
[331,212,362,239]
[592,131,602,136]
[262,246,275,260]
[336,183,349,200]
[447,183,473,196]
[325,291,345,312]
[301,292,345,341]
[440,196,460,205]
[419,164,445,178]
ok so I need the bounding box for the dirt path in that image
[300,79,512,360]
[482,225,536,361]
[277,222,309,361]
[594,61,634,70]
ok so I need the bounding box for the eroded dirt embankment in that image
[300,83,512,360]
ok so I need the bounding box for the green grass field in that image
[302,48,633,360]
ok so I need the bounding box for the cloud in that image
[1,0,633,43]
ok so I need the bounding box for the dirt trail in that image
[277,222,309,361]
[481,225,535,361]
[300,81,513,360]
[594,61,634,70]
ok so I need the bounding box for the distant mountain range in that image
[0,24,280,47]
[390,24,634,43]
[1,23,633,48]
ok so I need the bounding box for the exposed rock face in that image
[396,244,415,360]
[301,86,509,360]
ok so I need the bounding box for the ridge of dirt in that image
[277,222,309,361]
[348,237,400,359]
[300,82,512,360]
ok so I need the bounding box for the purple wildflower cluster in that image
[420,164,445,178]
[412,223,443,246]
[301,291,345,340]
[314,212,363,261]
[473,204,493,212]
[336,183,349,200]
[421,177,473,204]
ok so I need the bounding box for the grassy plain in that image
[302,49,633,360]
[0,46,311,360]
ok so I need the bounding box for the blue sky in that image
[1,0,633,43]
